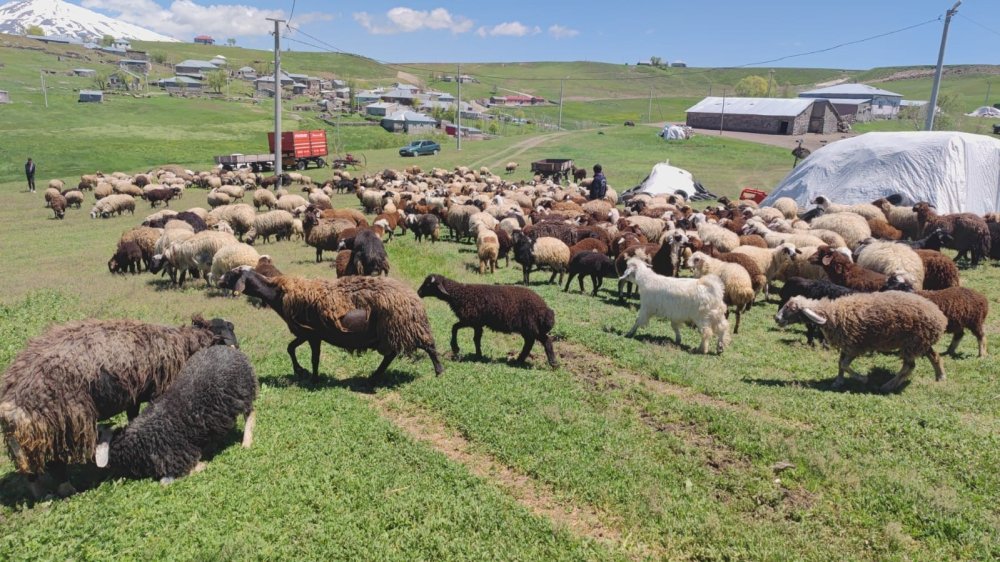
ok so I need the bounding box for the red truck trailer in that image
[267,129,329,170]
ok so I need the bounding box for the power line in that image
[957,13,1000,38]
[286,0,297,29]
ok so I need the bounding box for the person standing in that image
[25,158,36,193]
[588,163,607,201]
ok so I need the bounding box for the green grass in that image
[1,171,999,559]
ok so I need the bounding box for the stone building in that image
[686,97,841,135]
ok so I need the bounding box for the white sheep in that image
[253,188,277,211]
[697,222,740,252]
[619,258,730,354]
[732,242,800,299]
[688,252,754,334]
[476,230,499,274]
[772,197,798,219]
[209,243,261,286]
[854,239,925,288]
[162,231,238,286]
[808,212,872,249]
[812,196,885,222]
[245,210,295,245]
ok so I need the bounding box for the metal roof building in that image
[686,97,841,135]
[799,83,903,118]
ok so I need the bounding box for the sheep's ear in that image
[821,254,833,266]
[95,426,112,468]
[233,271,248,294]
[802,308,827,325]
[435,277,449,297]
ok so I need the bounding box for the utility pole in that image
[40,70,47,108]
[558,78,565,130]
[456,63,462,151]
[267,17,285,176]
[647,86,653,123]
[720,89,727,136]
[926,1,961,131]
[767,69,775,98]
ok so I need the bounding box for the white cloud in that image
[353,7,473,35]
[81,0,332,39]
[476,21,541,38]
[548,25,579,39]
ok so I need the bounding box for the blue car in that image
[399,140,441,157]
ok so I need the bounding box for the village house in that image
[157,76,203,92]
[365,102,398,117]
[798,84,903,119]
[685,97,841,135]
[175,59,220,79]
[119,59,151,75]
[380,109,437,133]
[254,71,295,94]
[235,66,257,80]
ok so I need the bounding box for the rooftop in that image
[686,97,816,117]
[799,83,902,97]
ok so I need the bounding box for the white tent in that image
[624,162,697,198]
[966,106,1000,118]
[660,125,689,140]
[761,132,1000,215]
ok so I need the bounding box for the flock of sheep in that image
[6,160,995,499]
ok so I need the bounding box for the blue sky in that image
[83,0,1000,69]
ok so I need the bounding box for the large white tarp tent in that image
[966,106,1000,118]
[624,162,697,198]
[761,132,1000,215]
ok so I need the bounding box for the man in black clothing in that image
[25,158,36,193]
[588,163,607,200]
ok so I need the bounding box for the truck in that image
[214,129,330,172]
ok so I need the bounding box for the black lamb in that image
[778,277,857,345]
[564,252,617,295]
[338,229,390,276]
[418,274,559,368]
[95,346,257,483]
[108,240,143,274]
[406,213,440,243]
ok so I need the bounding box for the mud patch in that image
[638,413,749,474]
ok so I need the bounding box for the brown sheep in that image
[0,317,237,498]
[811,245,886,291]
[883,275,988,357]
[913,202,991,266]
[867,217,903,240]
[915,249,960,290]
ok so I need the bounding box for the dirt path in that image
[688,128,857,153]
[468,131,573,170]
[364,391,660,560]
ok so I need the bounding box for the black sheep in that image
[143,188,176,208]
[95,346,257,482]
[778,277,857,345]
[108,240,143,274]
[988,222,1000,261]
[897,227,953,250]
[338,229,390,276]
[418,275,559,368]
[564,252,617,295]
[406,213,440,243]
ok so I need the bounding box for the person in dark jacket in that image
[588,164,607,200]
[25,158,36,193]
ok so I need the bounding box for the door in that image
[778,121,789,134]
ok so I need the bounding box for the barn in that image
[685,97,841,135]
[798,84,902,119]
[78,90,104,103]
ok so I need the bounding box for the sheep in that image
[913,202,991,266]
[569,238,609,258]
[406,213,440,243]
[143,187,178,208]
[867,217,903,241]
[476,230,499,274]
[697,222,740,252]
[275,194,309,213]
[853,239,925,289]
[108,240,143,274]
[303,213,354,262]
[745,221,826,249]
[164,219,194,233]
[119,226,162,270]
[512,232,571,286]
[688,252,754,334]
[772,197,798,219]
[811,196,885,221]
[253,255,282,278]
[48,179,65,191]
[338,229,390,276]
[207,204,255,238]
[700,243,766,303]
[48,192,67,219]
[881,275,987,357]
[143,209,178,225]
[775,292,947,392]
[253,188,278,211]
[563,251,617,295]
[811,245,886,291]
[218,268,444,382]
[62,190,84,208]
[732,242,800,300]
[0,316,237,498]
[161,230,238,286]
[244,210,294,245]
[898,228,953,251]
[505,162,519,174]
[218,184,245,202]
[209,243,261,287]
[872,198,921,239]
[90,194,135,218]
[418,275,559,368]
[445,203,480,241]
[94,346,257,483]
[94,181,113,200]
[619,258,730,354]
[807,212,871,249]
[332,249,353,278]
[778,277,857,346]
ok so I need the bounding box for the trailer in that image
[214,153,275,173]
[531,158,574,182]
[268,129,329,170]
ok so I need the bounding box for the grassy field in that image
[0,120,999,559]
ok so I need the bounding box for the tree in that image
[150,51,167,65]
[205,70,227,94]
[92,70,110,91]
[734,75,769,97]
[100,34,114,47]
[649,56,663,67]
[226,38,236,47]
[25,25,44,36]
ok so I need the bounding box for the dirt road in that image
[688,128,857,152]
[468,131,573,170]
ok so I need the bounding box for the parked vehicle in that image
[215,130,330,172]
[399,140,441,157]
[530,158,574,182]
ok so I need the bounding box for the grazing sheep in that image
[253,255,282,278]
[778,277,857,345]
[48,192,67,219]
[688,252,754,334]
[619,258,731,354]
[564,251,617,295]
[62,190,84,208]
[108,240,143,274]
[245,210,295,245]
[275,194,309,213]
[253,188,278,211]
[476,230,499,274]
[569,238,609,258]
[406,213,440,243]
[732,243,799,300]
[332,249,353,278]
[119,226,162,270]
[512,232,571,286]
[418,275,559,367]
[209,243,261,287]
[303,213,354,263]
[218,184,246,202]
[218,268,444,382]
[853,239,925,289]
[338,229,390,276]
[162,230,238,286]
[811,245,886,291]
[94,182,113,200]
[697,222,740,252]
[143,188,178,208]
[775,292,947,392]
[207,204,255,238]
[48,179,65,191]
[0,317,237,498]
[94,346,256,483]
[505,162,518,174]
[90,194,135,218]
[882,275,988,357]
[913,202,991,266]
[700,244,766,302]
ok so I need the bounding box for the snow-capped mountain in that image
[0,0,179,42]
